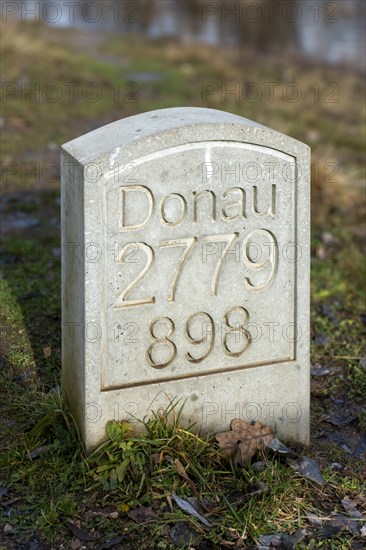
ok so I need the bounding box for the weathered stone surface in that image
[61,107,310,453]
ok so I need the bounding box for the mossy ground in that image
[0,20,365,549]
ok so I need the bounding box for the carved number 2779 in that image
[114,230,278,308]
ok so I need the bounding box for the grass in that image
[1,19,365,549]
[0,396,365,547]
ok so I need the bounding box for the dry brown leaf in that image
[127,506,159,523]
[174,458,189,479]
[215,418,274,466]
[151,451,164,465]
[43,346,52,358]
[174,458,197,492]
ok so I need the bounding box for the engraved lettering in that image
[119,185,154,231]
[221,187,246,221]
[202,233,238,295]
[159,237,197,302]
[185,312,215,363]
[160,193,187,227]
[146,317,177,369]
[242,229,278,291]
[252,184,276,217]
[192,190,216,223]
[115,242,155,308]
[223,306,252,357]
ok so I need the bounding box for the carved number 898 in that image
[146,307,252,369]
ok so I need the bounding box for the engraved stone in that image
[61,107,310,453]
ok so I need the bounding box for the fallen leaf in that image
[174,457,188,478]
[151,451,162,465]
[287,456,324,485]
[353,431,366,460]
[341,497,364,518]
[327,514,361,536]
[171,492,211,527]
[325,432,352,453]
[322,413,357,426]
[259,528,307,549]
[267,437,293,455]
[96,536,126,550]
[250,460,266,471]
[311,363,339,376]
[215,419,274,466]
[127,506,159,523]
[28,445,50,459]
[173,458,197,492]
[316,523,342,540]
[170,523,202,547]
[305,513,323,526]
[66,521,94,542]
[226,483,268,505]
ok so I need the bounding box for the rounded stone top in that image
[62,107,309,166]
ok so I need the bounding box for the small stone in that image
[71,540,81,550]
[3,524,13,533]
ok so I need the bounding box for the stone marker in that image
[61,107,310,453]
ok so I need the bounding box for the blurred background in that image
[2,0,366,63]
